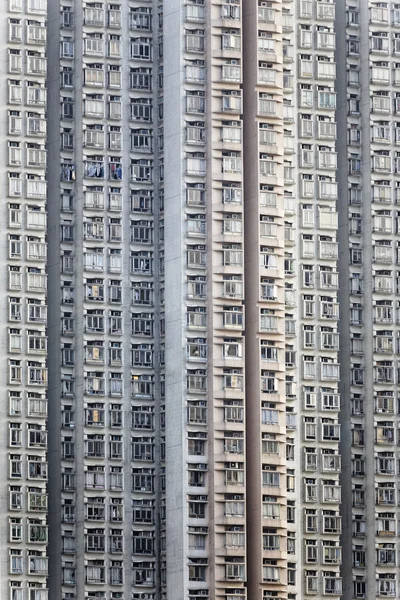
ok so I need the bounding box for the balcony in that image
[185,34,205,53]
[320,271,338,289]
[223,157,242,174]
[323,548,342,568]
[84,161,105,179]
[319,209,338,230]
[320,331,339,350]
[260,315,278,332]
[323,515,341,534]
[320,301,339,320]
[372,156,391,173]
[28,366,47,386]
[28,492,48,512]
[27,149,46,168]
[223,374,243,391]
[261,377,278,395]
[28,556,48,574]
[322,454,341,472]
[321,363,340,381]
[85,192,104,210]
[317,2,335,20]
[108,8,121,27]
[84,38,104,56]
[318,151,337,170]
[186,158,206,176]
[84,7,104,26]
[8,54,21,75]
[377,548,396,565]
[27,24,46,44]
[317,31,335,49]
[374,367,394,384]
[27,273,47,292]
[374,336,394,354]
[28,305,47,324]
[259,99,277,117]
[26,56,46,76]
[318,120,337,139]
[222,33,241,52]
[84,130,105,148]
[322,485,341,503]
[317,61,336,80]
[373,246,392,263]
[319,180,338,200]
[371,66,390,85]
[321,392,340,411]
[377,580,396,597]
[258,67,276,85]
[27,117,46,136]
[27,86,46,106]
[318,91,336,110]
[376,519,396,536]
[85,377,105,396]
[374,276,393,294]
[376,426,395,444]
[187,374,207,394]
[28,523,48,543]
[375,394,394,414]
[321,423,340,441]
[84,68,104,87]
[323,577,342,595]
[27,210,46,229]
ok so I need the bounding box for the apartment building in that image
[337,1,400,599]
[0,0,398,599]
[0,0,49,599]
[47,1,163,600]
[164,2,247,598]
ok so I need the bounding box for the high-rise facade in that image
[47,1,163,600]
[1,1,49,600]
[0,0,399,600]
[337,1,400,599]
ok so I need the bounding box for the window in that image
[185,59,205,83]
[131,37,152,60]
[186,29,205,53]
[188,561,207,582]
